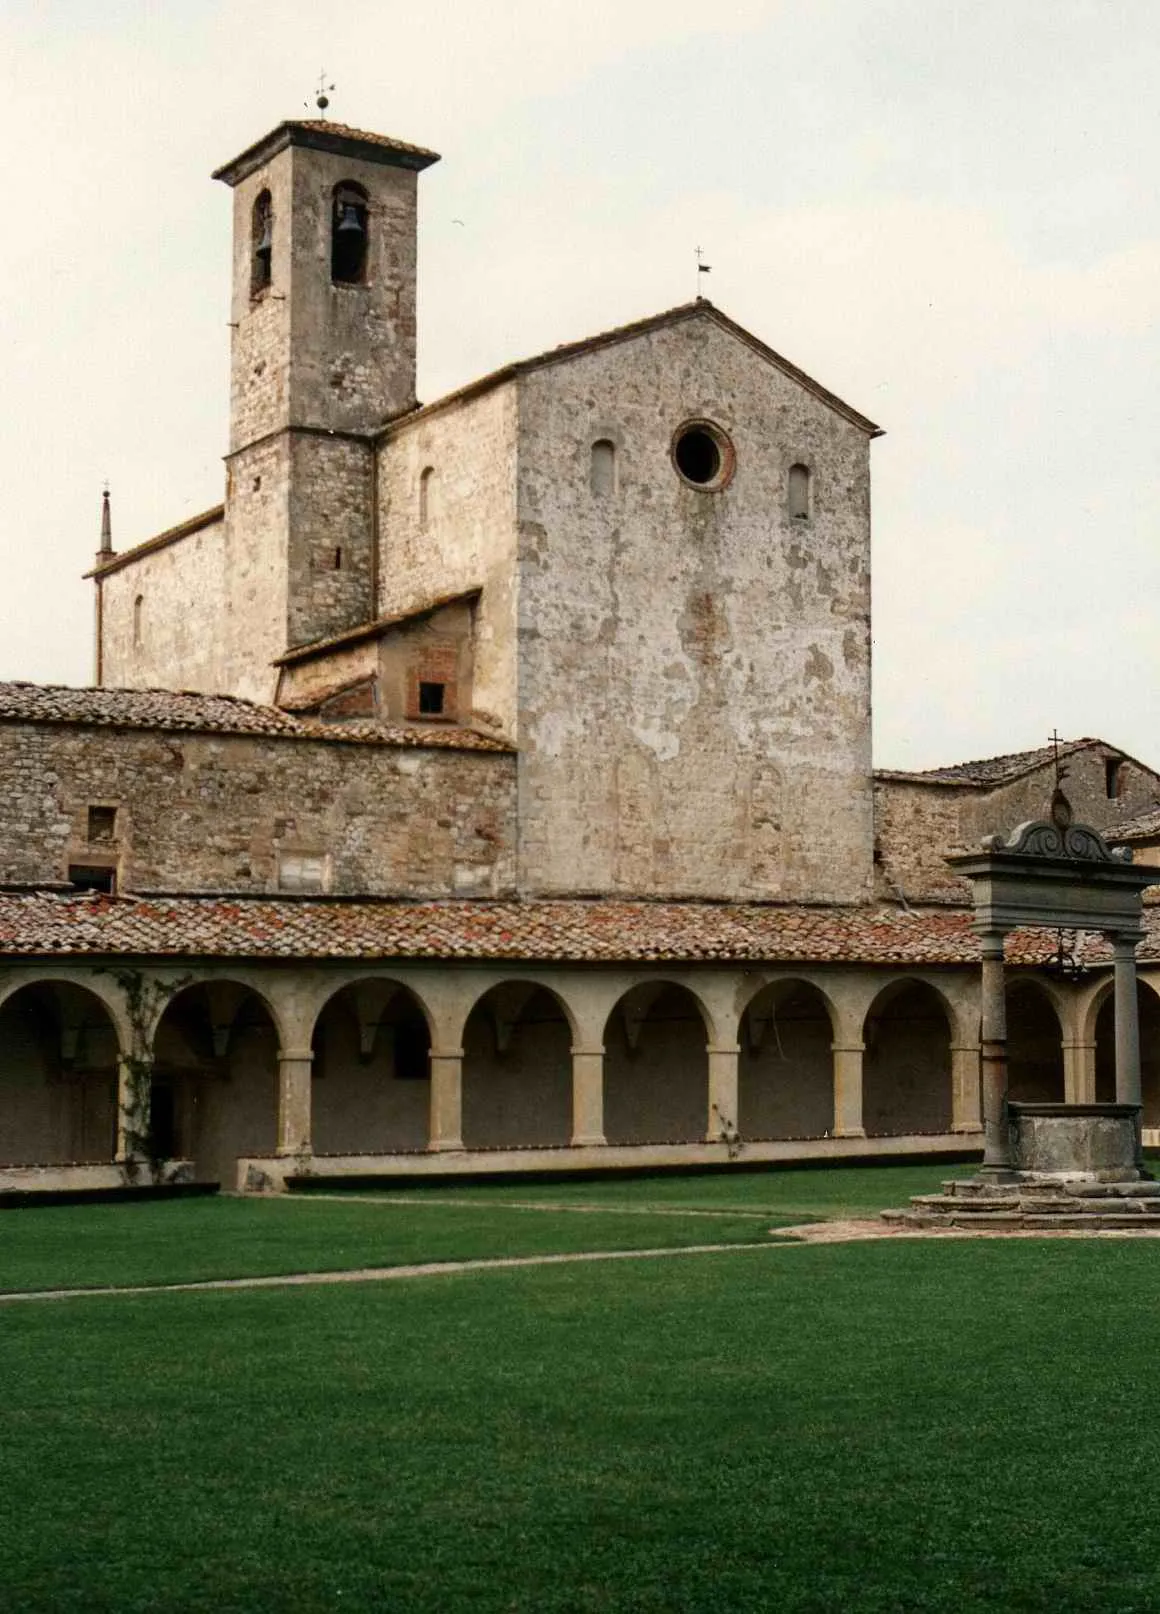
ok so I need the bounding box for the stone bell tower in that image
[212,120,440,686]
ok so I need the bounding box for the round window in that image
[672,420,734,491]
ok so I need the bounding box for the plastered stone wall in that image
[376,384,519,740]
[514,315,875,901]
[99,516,227,692]
[0,721,517,898]
[875,747,1160,904]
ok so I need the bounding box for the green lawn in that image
[0,1193,789,1294]
[3,1238,1160,1612]
[0,1161,975,1294]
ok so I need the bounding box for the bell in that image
[336,203,364,236]
[255,218,273,258]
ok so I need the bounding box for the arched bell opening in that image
[152,982,279,1185]
[603,983,708,1146]
[739,981,835,1140]
[0,982,120,1166]
[1005,979,1065,1103]
[462,984,573,1148]
[1094,981,1160,1120]
[311,981,432,1153]
[862,979,953,1136]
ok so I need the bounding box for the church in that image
[2,116,1159,1194]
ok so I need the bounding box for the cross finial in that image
[1048,728,1065,784]
[694,245,712,301]
[307,70,335,117]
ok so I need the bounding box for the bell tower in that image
[211,121,440,691]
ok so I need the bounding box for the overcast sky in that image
[2,0,1157,771]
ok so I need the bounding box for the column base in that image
[833,1126,867,1140]
[427,1138,464,1154]
[952,1122,985,1135]
[571,1133,607,1148]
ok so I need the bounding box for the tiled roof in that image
[1109,808,1160,843]
[85,506,224,580]
[876,740,1098,789]
[275,587,481,668]
[381,300,883,441]
[212,120,440,186]
[0,892,1154,966]
[0,683,511,753]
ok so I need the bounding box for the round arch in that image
[862,977,954,1137]
[1005,977,1065,1103]
[151,980,281,1184]
[1093,977,1160,1120]
[602,981,709,1146]
[0,980,122,1166]
[311,979,434,1154]
[739,978,836,1140]
[0,971,132,1055]
[462,981,574,1148]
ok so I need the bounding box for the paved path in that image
[0,1238,784,1304]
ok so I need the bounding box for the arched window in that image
[788,463,811,520]
[132,595,143,648]
[251,189,273,297]
[419,466,435,528]
[590,439,616,497]
[331,182,369,285]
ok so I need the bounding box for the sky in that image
[1,0,1157,771]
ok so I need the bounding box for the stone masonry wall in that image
[515,314,876,901]
[286,434,375,650]
[376,383,519,740]
[0,721,517,898]
[875,745,1160,903]
[100,516,228,693]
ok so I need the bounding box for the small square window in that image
[87,806,118,844]
[418,681,445,716]
[69,865,116,894]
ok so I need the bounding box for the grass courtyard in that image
[2,1162,1159,1612]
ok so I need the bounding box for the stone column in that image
[1110,934,1143,1109]
[115,1055,148,1163]
[706,1044,740,1144]
[275,1046,313,1157]
[1062,1039,1097,1104]
[571,1046,606,1147]
[429,1048,464,1152]
[978,930,1012,1171]
[950,1044,983,1133]
[831,1043,866,1138]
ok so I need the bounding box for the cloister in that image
[3,959,1159,1193]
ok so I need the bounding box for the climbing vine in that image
[99,969,191,1185]
[711,1103,744,1161]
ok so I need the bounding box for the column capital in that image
[430,1047,465,1061]
[1106,930,1145,954]
[831,1041,866,1054]
[976,929,1009,959]
[277,1047,314,1064]
[706,1043,741,1057]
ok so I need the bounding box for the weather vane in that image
[306,71,336,118]
[695,246,712,300]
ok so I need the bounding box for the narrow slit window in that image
[251,189,273,297]
[419,466,435,527]
[331,182,369,284]
[333,547,343,571]
[590,439,616,496]
[1106,758,1124,799]
[418,681,445,716]
[133,594,144,648]
[788,463,811,520]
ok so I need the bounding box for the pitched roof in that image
[212,120,440,187]
[876,739,1102,790]
[0,892,1154,966]
[274,588,481,669]
[84,506,224,581]
[1109,808,1160,843]
[380,300,883,441]
[0,683,511,753]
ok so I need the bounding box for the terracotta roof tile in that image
[1,893,1154,967]
[1109,808,1160,843]
[0,683,511,753]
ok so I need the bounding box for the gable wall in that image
[514,316,875,901]
[375,383,519,741]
